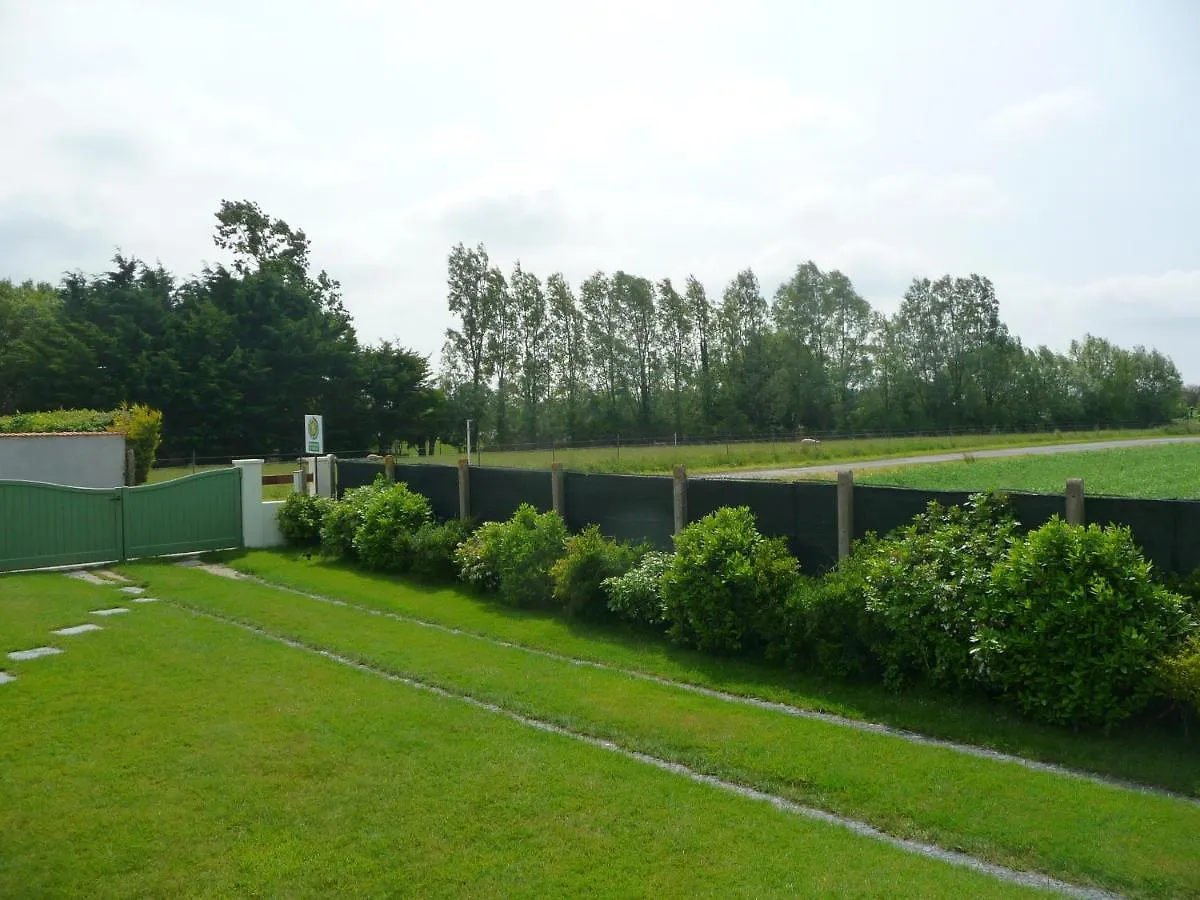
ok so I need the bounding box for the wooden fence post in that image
[672,465,688,536]
[551,462,565,519]
[458,457,471,520]
[837,469,854,561]
[125,448,136,487]
[1066,478,1085,526]
[384,454,395,483]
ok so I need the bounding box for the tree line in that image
[440,243,1184,446]
[0,201,443,458]
[1,203,1186,460]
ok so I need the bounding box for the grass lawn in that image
[222,551,1200,799]
[113,560,1200,898]
[846,443,1200,499]
[0,573,1038,898]
[401,426,1189,475]
[147,461,297,500]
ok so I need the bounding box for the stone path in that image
[8,647,63,661]
[52,623,103,636]
[0,672,15,685]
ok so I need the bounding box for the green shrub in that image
[320,479,389,559]
[353,482,433,571]
[771,555,882,681]
[110,403,163,484]
[276,493,333,547]
[549,526,641,618]
[661,507,798,654]
[454,520,506,590]
[604,551,672,628]
[861,492,1016,690]
[409,519,473,582]
[978,518,1191,730]
[454,505,568,607]
[1163,569,1200,624]
[0,404,163,484]
[1160,637,1200,722]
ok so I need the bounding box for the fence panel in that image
[0,480,123,572]
[853,486,971,540]
[392,464,460,521]
[1088,496,1177,572]
[337,459,385,495]
[794,481,841,571]
[564,473,674,549]
[471,467,553,523]
[123,469,242,559]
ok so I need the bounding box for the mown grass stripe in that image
[198,563,1198,808]
[181,602,1118,900]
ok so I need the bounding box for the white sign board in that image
[304,415,324,454]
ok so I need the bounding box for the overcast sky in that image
[2,1,1198,378]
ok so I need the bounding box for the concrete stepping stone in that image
[130,597,161,604]
[90,607,130,617]
[8,647,63,661]
[66,571,112,586]
[118,586,145,595]
[93,570,131,583]
[52,623,103,636]
[0,672,15,685]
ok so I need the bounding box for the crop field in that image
[3,556,1198,898]
[844,442,1200,499]
[402,426,1190,475]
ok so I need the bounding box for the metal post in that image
[837,469,854,561]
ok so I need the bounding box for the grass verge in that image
[845,443,1200,499]
[402,426,1193,475]
[219,550,1200,797]
[126,561,1200,899]
[0,576,1041,898]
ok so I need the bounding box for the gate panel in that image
[0,480,123,572]
[123,469,242,559]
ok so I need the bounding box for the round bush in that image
[454,505,568,607]
[550,526,640,618]
[277,493,333,547]
[320,480,390,558]
[604,551,672,628]
[661,506,798,654]
[978,518,1191,730]
[353,482,433,571]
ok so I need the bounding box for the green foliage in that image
[111,403,163,484]
[603,551,673,628]
[409,519,473,582]
[771,558,882,681]
[661,507,798,654]
[454,520,505,591]
[1159,637,1200,720]
[978,518,1191,730]
[861,493,1016,690]
[353,482,433,571]
[0,404,163,485]
[455,505,568,607]
[276,493,333,547]
[549,526,641,618]
[320,480,389,559]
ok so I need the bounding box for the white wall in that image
[0,433,126,488]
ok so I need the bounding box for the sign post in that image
[305,415,324,496]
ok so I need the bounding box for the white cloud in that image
[982,87,1100,139]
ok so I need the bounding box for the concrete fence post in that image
[458,457,471,520]
[384,454,396,483]
[1066,478,1085,526]
[232,459,264,548]
[551,462,565,519]
[672,465,688,536]
[313,454,335,499]
[837,469,854,561]
[125,448,136,487]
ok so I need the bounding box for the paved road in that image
[697,436,1200,480]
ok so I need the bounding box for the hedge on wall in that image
[0,404,163,484]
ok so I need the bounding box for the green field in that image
[5,557,1196,897]
[845,443,1200,499]
[400,426,1193,475]
[147,461,297,499]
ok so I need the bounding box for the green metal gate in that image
[0,469,242,573]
